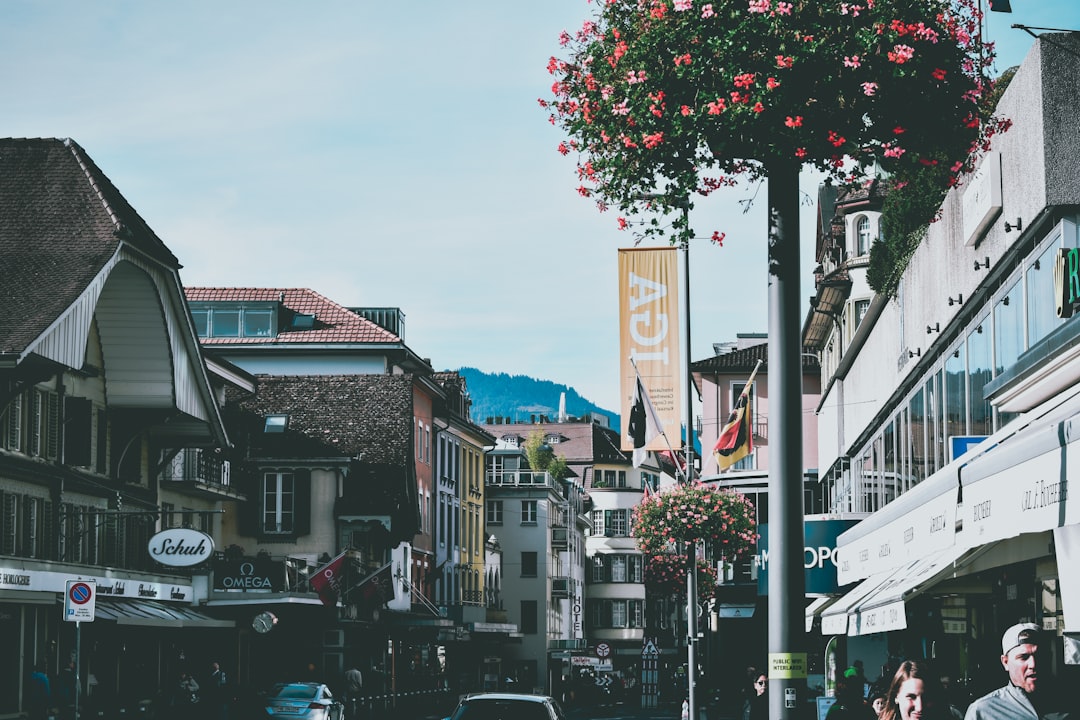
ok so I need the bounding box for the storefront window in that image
[1026,241,1063,348]
[994,277,1023,376]
[909,388,929,487]
[967,317,993,436]
[945,343,967,446]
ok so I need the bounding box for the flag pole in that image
[629,356,689,482]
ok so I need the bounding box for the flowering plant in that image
[542,0,1008,244]
[632,482,757,556]
[645,552,720,600]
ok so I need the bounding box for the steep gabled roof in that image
[184,287,401,345]
[0,138,178,354]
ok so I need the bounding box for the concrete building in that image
[807,34,1080,698]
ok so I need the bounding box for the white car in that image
[444,693,567,720]
[263,682,343,720]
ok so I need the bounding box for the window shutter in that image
[5,394,23,450]
[604,509,613,537]
[42,500,55,561]
[65,397,93,466]
[294,469,311,536]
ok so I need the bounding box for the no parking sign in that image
[65,580,96,622]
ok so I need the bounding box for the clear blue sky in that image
[2,1,1075,413]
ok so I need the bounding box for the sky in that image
[2,1,1077,414]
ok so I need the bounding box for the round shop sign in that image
[147,528,215,567]
[596,642,611,659]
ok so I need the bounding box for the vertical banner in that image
[619,248,681,451]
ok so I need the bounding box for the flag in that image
[628,376,663,467]
[309,550,348,606]
[714,391,753,471]
[988,0,1011,11]
[354,562,396,607]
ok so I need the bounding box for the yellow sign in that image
[769,652,807,679]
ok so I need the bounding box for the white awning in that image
[820,573,896,636]
[844,543,995,636]
[805,596,841,633]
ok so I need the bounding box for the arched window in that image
[856,216,872,256]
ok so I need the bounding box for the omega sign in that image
[147,528,215,567]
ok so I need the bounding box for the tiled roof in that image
[479,420,632,489]
[690,342,820,373]
[0,138,178,354]
[184,287,401,345]
[235,373,413,464]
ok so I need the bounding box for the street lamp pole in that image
[680,204,700,720]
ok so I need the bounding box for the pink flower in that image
[617,217,629,230]
[784,115,803,127]
[932,67,947,80]
[888,44,915,64]
[643,132,664,149]
[774,2,792,15]
[883,143,905,158]
[680,105,694,116]
[710,231,725,246]
[776,55,793,68]
[795,147,807,158]
[751,102,764,113]
[843,55,861,69]
[675,53,693,66]
[557,142,570,155]
[748,0,770,13]
[674,0,692,10]
[701,4,714,17]
[707,98,727,114]
[861,81,878,96]
[766,76,780,90]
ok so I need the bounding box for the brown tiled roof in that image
[0,138,179,354]
[690,342,819,373]
[235,373,413,464]
[184,287,401,345]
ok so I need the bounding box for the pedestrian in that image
[206,661,229,720]
[826,668,876,720]
[682,696,690,720]
[58,661,77,720]
[173,670,200,720]
[27,663,51,720]
[742,672,768,720]
[343,667,363,720]
[878,660,947,720]
[870,692,887,718]
[964,623,1074,720]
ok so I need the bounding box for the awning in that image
[820,572,897,636]
[805,596,841,633]
[93,599,235,628]
[843,543,994,637]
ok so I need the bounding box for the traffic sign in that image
[596,642,611,658]
[65,580,96,622]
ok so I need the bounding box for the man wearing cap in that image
[964,622,1073,720]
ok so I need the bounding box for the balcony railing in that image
[485,470,553,487]
[160,448,231,487]
[552,527,569,548]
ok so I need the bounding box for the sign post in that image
[65,580,95,720]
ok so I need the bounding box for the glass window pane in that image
[191,309,209,337]
[945,343,967,447]
[909,388,928,487]
[213,309,240,337]
[244,308,273,337]
[994,280,1023,376]
[968,319,993,437]
[1027,243,1063,347]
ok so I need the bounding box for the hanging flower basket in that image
[632,482,757,557]
[645,552,720,601]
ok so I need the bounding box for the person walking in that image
[827,668,877,720]
[172,670,200,720]
[964,623,1074,720]
[206,661,229,720]
[27,663,51,720]
[742,672,768,720]
[878,660,948,720]
[343,667,363,720]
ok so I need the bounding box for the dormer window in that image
[264,415,289,433]
[190,303,277,338]
[545,433,563,444]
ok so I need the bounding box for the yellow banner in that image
[769,652,808,679]
[618,248,681,451]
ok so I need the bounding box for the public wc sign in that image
[148,528,215,567]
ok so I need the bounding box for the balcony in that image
[486,469,554,488]
[551,576,572,599]
[160,449,243,500]
[552,527,569,549]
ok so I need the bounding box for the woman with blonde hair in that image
[879,660,946,720]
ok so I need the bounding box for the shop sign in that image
[147,528,214,567]
[212,556,283,591]
[757,518,860,594]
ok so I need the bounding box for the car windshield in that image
[273,684,318,700]
[453,699,551,720]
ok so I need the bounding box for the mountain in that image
[454,367,618,428]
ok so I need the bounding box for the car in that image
[443,692,567,720]
[263,682,344,720]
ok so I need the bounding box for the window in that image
[262,472,295,534]
[856,216,872,256]
[611,600,628,628]
[611,556,627,582]
[641,472,659,492]
[521,500,538,524]
[608,509,628,537]
[590,510,604,536]
[521,600,538,634]
[486,500,503,524]
[630,554,644,583]
[521,551,537,577]
[616,471,627,488]
[592,555,605,582]
[264,415,288,433]
[854,299,871,329]
[189,304,277,338]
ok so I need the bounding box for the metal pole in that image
[75,621,81,720]
[681,207,700,720]
[767,161,807,720]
